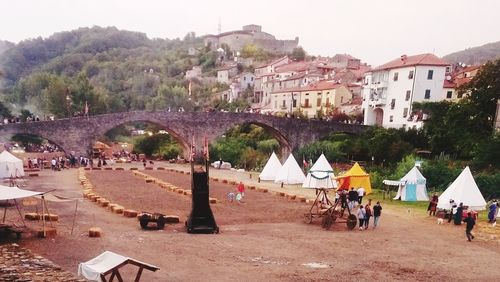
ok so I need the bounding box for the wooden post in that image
[134,267,144,282]
[14,199,26,227]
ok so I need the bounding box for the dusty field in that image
[2,165,500,281]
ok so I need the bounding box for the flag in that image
[84,101,89,115]
[303,156,308,168]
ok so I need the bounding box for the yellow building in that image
[270,80,352,118]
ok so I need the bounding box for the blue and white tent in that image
[384,166,429,201]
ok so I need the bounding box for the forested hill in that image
[443,41,500,65]
[0,26,227,116]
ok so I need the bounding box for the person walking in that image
[357,187,365,205]
[428,193,439,216]
[448,200,457,223]
[357,205,366,231]
[348,187,358,210]
[373,201,382,228]
[463,212,476,242]
[364,202,372,229]
[237,181,245,198]
[454,202,464,225]
[488,200,498,224]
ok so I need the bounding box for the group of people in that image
[227,181,246,204]
[336,187,382,231]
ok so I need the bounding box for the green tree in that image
[0,101,12,118]
[290,47,306,61]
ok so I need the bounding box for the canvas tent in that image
[302,154,337,189]
[336,162,372,194]
[274,154,305,185]
[259,152,282,181]
[78,251,159,281]
[0,150,25,178]
[386,166,429,201]
[437,166,486,211]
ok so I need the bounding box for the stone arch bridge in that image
[0,111,368,159]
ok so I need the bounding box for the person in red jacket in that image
[237,181,245,197]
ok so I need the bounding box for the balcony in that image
[370,81,387,89]
[368,98,386,107]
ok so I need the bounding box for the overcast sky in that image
[1,0,499,66]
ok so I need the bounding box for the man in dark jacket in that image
[463,212,476,241]
[373,201,383,228]
[348,188,359,210]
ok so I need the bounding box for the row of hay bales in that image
[82,166,171,171]
[131,170,218,204]
[166,169,310,204]
[78,168,138,219]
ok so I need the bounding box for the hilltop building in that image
[203,24,299,54]
[362,53,451,129]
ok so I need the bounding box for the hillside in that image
[0,26,237,116]
[443,41,500,65]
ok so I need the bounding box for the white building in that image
[362,54,450,129]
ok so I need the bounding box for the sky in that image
[0,0,499,66]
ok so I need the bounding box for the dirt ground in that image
[2,164,500,281]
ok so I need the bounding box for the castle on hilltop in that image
[203,24,299,54]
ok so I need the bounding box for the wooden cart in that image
[304,189,357,230]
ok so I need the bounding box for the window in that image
[457,92,463,99]
[393,72,399,81]
[317,98,321,107]
[405,90,411,101]
[390,115,394,122]
[326,97,330,107]
[427,70,434,80]
[391,99,396,110]
[305,99,310,107]
[446,66,451,73]
[282,100,286,108]
[403,108,408,118]
[340,97,344,103]
[424,89,431,99]
[408,70,414,79]
[293,99,297,107]
[446,91,453,99]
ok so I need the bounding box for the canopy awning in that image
[0,185,44,201]
[383,180,405,186]
[78,251,159,282]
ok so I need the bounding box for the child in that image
[227,192,236,203]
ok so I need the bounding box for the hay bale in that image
[209,198,218,204]
[25,213,40,220]
[85,193,95,199]
[145,179,153,183]
[287,194,297,200]
[177,189,184,194]
[104,167,113,170]
[145,167,153,170]
[90,195,100,202]
[111,205,124,214]
[91,167,102,170]
[249,186,256,190]
[88,227,102,237]
[37,227,57,238]
[123,209,138,218]
[130,167,138,170]
[257,188,268,193]
[157,167,165,170]
[42,214,59,221]
[222,179,228,184]
[115,167,124,170]
[212,178,219,182]
[297,196,307,202]
[28,173,39,177]
[165,215,180,223]
[184,191,192,196]
[99,200,110,207]
[84,167,91,170]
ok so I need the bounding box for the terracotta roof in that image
[372,53,449,71]
[275,61,310,73]
[342,96,363,106]
[271,80,344,94]
[443,80,456,88]
[216,65,237,71]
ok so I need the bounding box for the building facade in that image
[362,54,450,129]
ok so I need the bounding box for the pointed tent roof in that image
[302,154,337,189]
[437,166,486,211]
[259,152,282,181]
[337,162,368,178]
[400,166,426,185]
[0,150,21,162]
[274,154,305,185]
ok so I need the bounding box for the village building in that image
[203,24,299,54]
[216,64,238,84]
[269,80,352,118]
[362,53,450,129]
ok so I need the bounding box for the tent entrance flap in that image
[405,184,417,201]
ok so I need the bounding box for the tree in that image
[290,47,306,61]
[0,101,12,118]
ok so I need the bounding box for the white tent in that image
[259,152,282,181]
[391,166,429,201]
[437,166,487,211]
[0,150,25,178]
[302,154,337,189]
[0,185,43,200]
[274,154,305,185]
